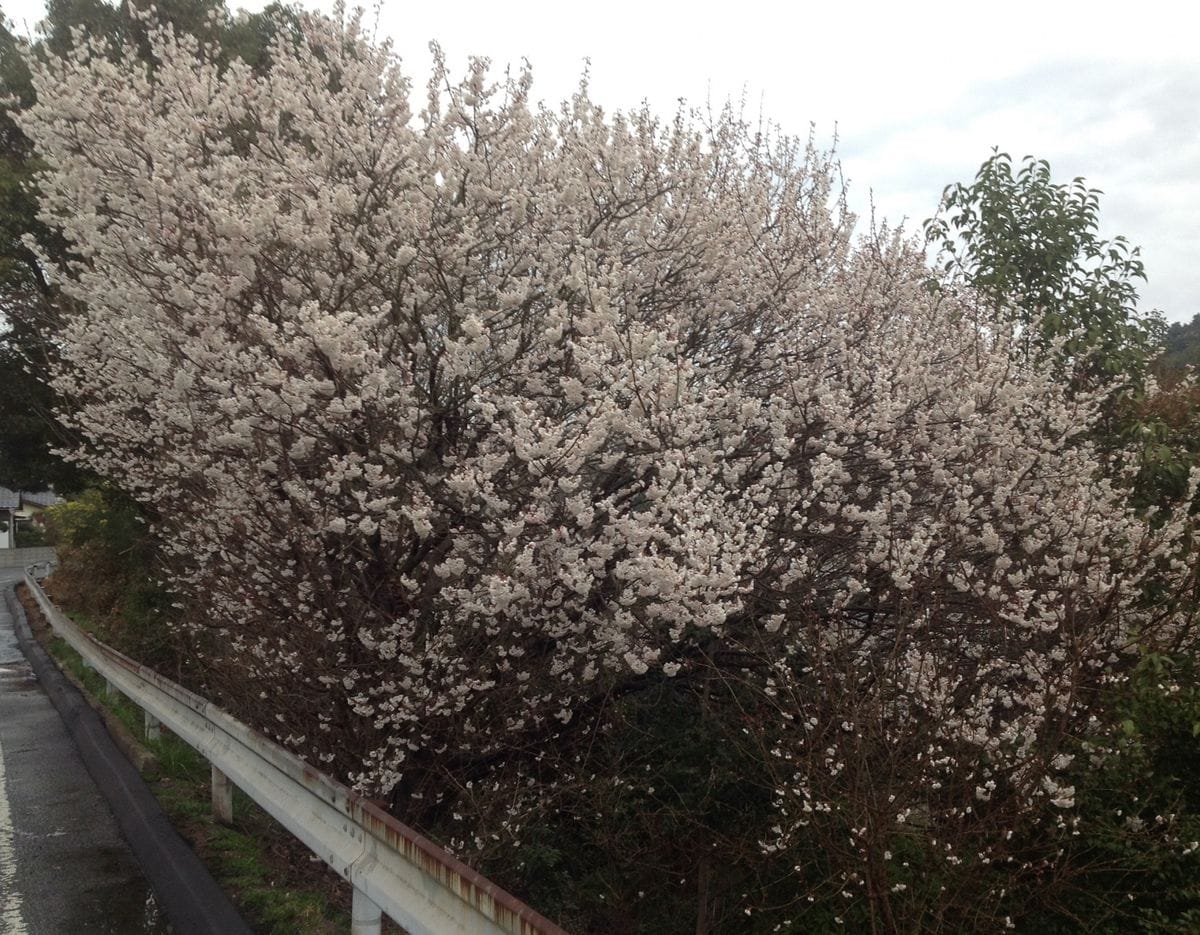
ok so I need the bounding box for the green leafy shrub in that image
[14,521,47,546]
[43,486,175,667]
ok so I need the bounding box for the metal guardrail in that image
[23,568,569,935]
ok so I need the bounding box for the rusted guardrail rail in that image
[23,567,569,935]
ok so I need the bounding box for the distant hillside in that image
[1159,314,1200,375]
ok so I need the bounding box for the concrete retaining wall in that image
[0,546,57,568]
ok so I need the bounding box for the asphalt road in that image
[0,567,171,935]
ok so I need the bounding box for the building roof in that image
[0,487,19,510]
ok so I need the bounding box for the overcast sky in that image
[6,0,1197,322]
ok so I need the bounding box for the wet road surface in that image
[0,568,171,934]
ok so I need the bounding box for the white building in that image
[0,487,18,550]
[0,487,59,549]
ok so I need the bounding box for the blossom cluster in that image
[20,10,1197,915]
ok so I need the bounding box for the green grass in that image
[42,629,351,935]
[52,637,148,738]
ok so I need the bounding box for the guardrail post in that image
[105,677,118,699]
[351,887,382,935]
[211,765,234,825]
[144,710,161,741]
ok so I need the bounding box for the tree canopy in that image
[0,0,300,492]
[924,149,1164,384]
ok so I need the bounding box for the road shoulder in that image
[3,581,254,935]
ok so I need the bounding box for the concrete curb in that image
[3,583,254,935]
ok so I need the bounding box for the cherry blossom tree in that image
[20,10,1199,929]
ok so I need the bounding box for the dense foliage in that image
[42,487,174,666]
[0,13,79,491]
[924,150,1164,385]
[1160,314,1200,375]
[17,9,1200,931]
